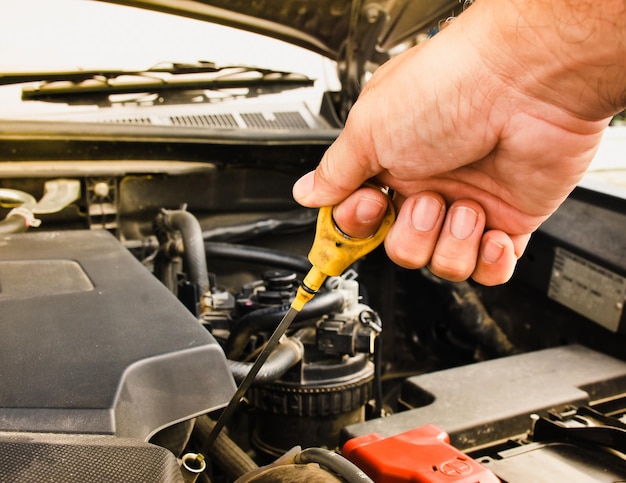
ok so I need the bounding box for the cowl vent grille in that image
[240,111,309,130]
[103,111,311,130]
[170,113,238,128]
[106,117,153,125]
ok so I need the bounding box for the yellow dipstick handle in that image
[291,190,396,311]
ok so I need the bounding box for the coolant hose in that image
[0,188,36,209]
[0,213,28,234]
[226,290,345,359]
[448,280,517,357]
[228,336,304,384]
[205,241,311,274]
[194,415,258,480]
[162,209,210,296]
[0,188,37,234]
[421,269,517,358]
[294,447,373,483]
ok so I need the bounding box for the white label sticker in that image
[548,247,626,332]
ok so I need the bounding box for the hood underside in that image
[102,0,459,59]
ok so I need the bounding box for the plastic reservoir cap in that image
[342,424,500,483]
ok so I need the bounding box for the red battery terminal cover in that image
[342,424,500,483]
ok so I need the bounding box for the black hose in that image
[294,447,373,483]
[0,214,28,235]
[201,209,317,243]
[194,416,258,480]
[205,241,311,274]
[421,270,517,358]
[448,280,518,358]
[162,210,210,296]
[153,254,179,294]
[372,335,383,417]
[226,290,345,360]
[228,337,304,385]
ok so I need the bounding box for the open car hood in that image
[100,0,460,115]
[103,0,459,60]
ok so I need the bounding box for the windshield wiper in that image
[0,61,315,102]
[0,61,224,85]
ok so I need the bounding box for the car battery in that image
[342,424,499,483]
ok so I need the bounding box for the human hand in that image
[293,0,623,286]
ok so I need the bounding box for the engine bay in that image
[0,138,625,482]
[1,0,625,479]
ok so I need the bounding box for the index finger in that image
[292,110,382,207]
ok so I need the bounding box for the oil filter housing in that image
[248,327,374,456]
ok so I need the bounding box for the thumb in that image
[332,186,389,239]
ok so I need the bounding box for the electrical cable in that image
[294,447,373,483]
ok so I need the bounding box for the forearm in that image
[464,0,626,120]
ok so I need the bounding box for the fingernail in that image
[292,171,315,201]
[482,239,505,264]
[411,195,443,232]
[450,206,478,240]
[356,196,385,223]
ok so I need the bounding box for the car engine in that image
[0,125,625,482]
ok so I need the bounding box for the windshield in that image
[0,0,337,119]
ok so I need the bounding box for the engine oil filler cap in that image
[342,424,500,482]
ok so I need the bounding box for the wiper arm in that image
[0,61,314,101]
[0,61,222,86]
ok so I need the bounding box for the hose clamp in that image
[7,206,42,227]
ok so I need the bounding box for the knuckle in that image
[429,255,475,282]
[316,156,335,186]
[385,240,431,270]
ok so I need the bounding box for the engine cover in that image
[0,230,236,440]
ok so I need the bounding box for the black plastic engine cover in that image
[0,230,236,440]
[0,432,184,482]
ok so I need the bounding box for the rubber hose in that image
[372,335,383,418]
[201,210,316,243]
[226,290,345,360]
[421,270,518,358]
[163,210,210,296]
[450,280,518,357]
[0,214,28,235]
[194,415,258,480]
[0,188,36,209]
[228,337,304,385]
[0,189,39,234]
[294,447,373,483]
[205,242,311,274]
